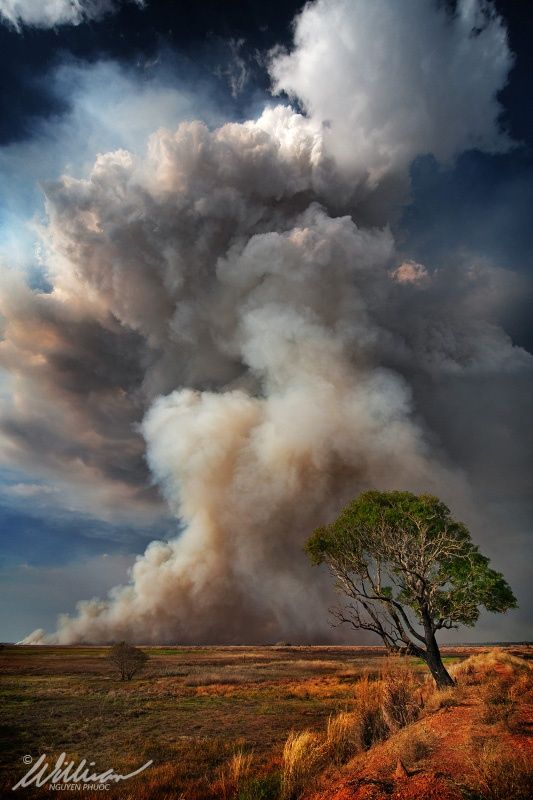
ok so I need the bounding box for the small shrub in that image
[325,711,361,764]
[281,730,324,800]
[107,641,149,681]
[467,738,533,800]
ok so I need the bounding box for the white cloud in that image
[0,0,143,30]
[270,0,513,190]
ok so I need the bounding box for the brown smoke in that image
[9,1,532,644]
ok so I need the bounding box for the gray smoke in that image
[9,0,532,644]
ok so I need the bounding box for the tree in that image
[306,491,517,687]
[107,641,149,681]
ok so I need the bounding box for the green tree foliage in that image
[306,491,517,686]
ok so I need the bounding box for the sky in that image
[0,0,531,644]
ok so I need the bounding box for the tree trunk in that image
[421,610,455,688]
[425,646,455,688]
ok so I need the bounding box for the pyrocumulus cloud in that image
[7,0,531,644]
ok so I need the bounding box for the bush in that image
[107,641,149,681]
[281,730,324,800]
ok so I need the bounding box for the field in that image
[1,644,532,799]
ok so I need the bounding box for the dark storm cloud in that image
[400,152,533,352]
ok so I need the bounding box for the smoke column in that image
[7,0,531,644]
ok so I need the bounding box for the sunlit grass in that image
[2,644,530,799]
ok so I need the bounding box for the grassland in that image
[0,644,531,799]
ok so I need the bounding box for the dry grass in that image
[0,644,370,799]
[236,772,281,800]
[184,669,254,686]
[446,648,532,730]
[324,711,361,765]
[466,738,533,800]
[450,660,480,685]
[392,725,436,767]
[478,673,522,729]
[450,648,531,681]
[279,661,424,793]
[289,660,340,671]
[380,665,422,730]
[424,684,465,712]
[509,671,533,704]
[281,730,325,800]
[213,749,254,800]
[2,644,530,799]
[353,675,389,749]
[481,676,511,711]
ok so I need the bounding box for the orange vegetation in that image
[311,649,533,800]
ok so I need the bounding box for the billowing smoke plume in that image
[8,0,532,644]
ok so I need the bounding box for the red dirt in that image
[311,654,533,800]
[325,772,462,800]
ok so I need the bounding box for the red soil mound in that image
[311,651,533,800]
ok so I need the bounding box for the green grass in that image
[412,656,460,666]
